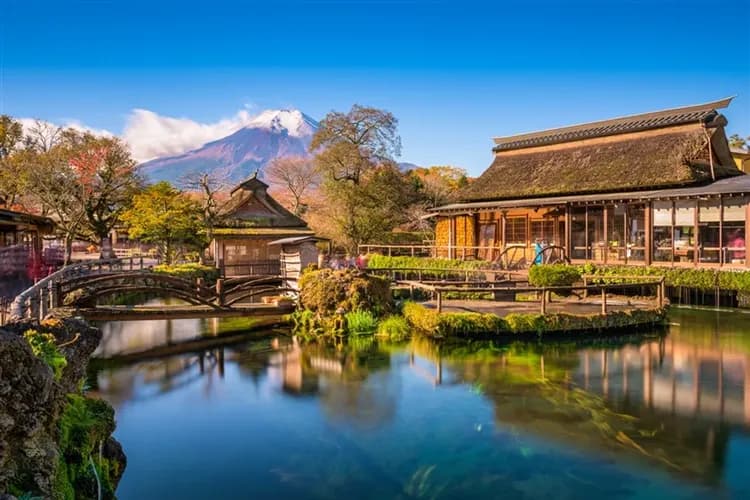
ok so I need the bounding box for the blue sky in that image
[1,0,749,175]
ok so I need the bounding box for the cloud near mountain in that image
[123,107,261,163]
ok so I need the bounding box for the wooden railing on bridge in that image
[8,257,147,321]
[366,267,527,283]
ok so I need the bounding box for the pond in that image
[88,307,750,499]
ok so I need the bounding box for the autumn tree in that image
[23,128,142,262]
[412,166,468,207]
[121,182,206,264]
[311,105,410,251]
[264,155,320,216]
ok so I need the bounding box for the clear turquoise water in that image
[89,308,750,499]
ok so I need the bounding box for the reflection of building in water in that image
[577,338,750,427]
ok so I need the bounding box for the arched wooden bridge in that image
[10,257,298,321]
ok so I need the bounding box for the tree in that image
[0,115,26,207]
[310,105,401,185]
[411,165,469,208]
[68,135,143,258]
[121,182,206,264]
[729,134,748,150]
[310,105,406,251]
[264,155,320,216]
[24,129,142,262]
[180,171,229,262]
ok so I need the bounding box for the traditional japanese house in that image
[431,98,750,269]
[0,208,54,279]
[210,173,315,276]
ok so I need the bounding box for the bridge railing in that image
[9,256,146,322]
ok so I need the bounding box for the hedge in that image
[579,264,750,293]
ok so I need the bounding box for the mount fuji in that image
[140,109,319,184]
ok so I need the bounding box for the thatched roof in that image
[461,98,742,203]
[217,174,308,229]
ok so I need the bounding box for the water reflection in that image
[91,308,750,499]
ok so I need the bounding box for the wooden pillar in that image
[38,288,47,321]
[436,291,443,313]
[603,205,608,264]
[645,201,652,265]
[216,278,225,306]
[540,288,547,315]
[601,287,607,315]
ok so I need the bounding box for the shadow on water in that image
[88,307,750,499]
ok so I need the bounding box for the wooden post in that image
[216,278,225,306]
[196,277,204,297]
[38,288,47,321]
[601,287,607,315]
[436,291,443,313]
[540,288,547,315]
[139,256,144,270]
[659,278,665,308]
[583,276,588,299]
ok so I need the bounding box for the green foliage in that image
[528,264,581,287]
[153,262,220,283]
[23,330,67,380]
[55,394,121,500]
[288,309,345,342]
[376,315,411,342]
[345,310,379,336]
[299,268,393,316]
[579,264,750,293]
[401,302,666,338]
[367,254,487,271]
[121,182,207,264]
[402,302,507,337]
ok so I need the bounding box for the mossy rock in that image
[299,268,393,316]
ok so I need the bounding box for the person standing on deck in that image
[533,239,544,265]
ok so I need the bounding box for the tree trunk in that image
[99,234,115,260]
[63,233,74,266]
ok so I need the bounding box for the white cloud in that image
[122,108,257,163]
[18,118,114,140]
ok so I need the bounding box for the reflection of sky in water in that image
[90,308,750,499]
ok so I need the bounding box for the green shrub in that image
[153,263,220,283]
[402,302,441,335]
[577,264,750,293]
[376,315,411,342]
[402,302,508,337]
[299,268,393,316]
[528,264,581,287]
[23,330,67,380]
[366,254,487,272]
[55,394,121,499]
[345,310,379,336]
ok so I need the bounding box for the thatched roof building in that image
[429,98,750,269]
[461,97,740,202]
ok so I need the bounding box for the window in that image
[530,219,555,243]
[723,196,746,265]
[674,201,695,263]
[587,207,605,261]
[652,202,673,262]
[504,217,527,244]
[698,200,720,263]
[627,205,646,261]
[570,207,587,259]
[606,205,626,262]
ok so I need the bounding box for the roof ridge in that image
[493,97,734,152]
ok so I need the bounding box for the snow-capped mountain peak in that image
[246,109,318,138]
